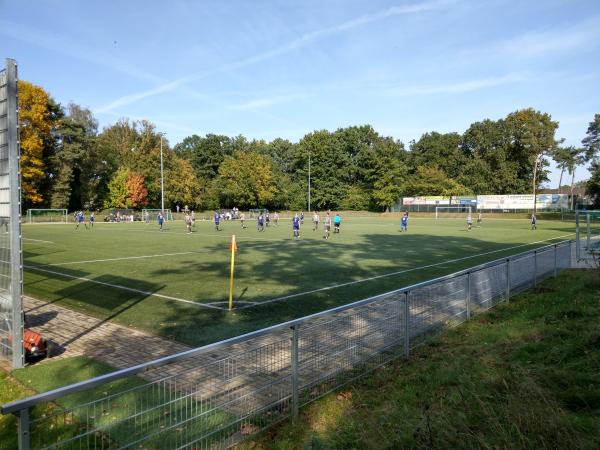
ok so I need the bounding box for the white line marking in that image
[236,233,574,309]
[23,238,55,244]
[29,251,202,267]
[25,265,226,311]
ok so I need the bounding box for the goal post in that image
[26,209,68,223]
[142,209,173,222]
[435,206,472,219]
[575,210,600,261]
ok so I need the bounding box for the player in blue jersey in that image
[333,213,341,233]
[157,212,164,231]
[300,211,304,224]
[401,213,408,232]
[531,213,537,230]
[89,212,95,228]
[257,213,265,232]
[214,211,221,231]
[75,211,88,230]
[292,213,300,239]
[265,212,270,227]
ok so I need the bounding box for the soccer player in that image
[144,210,150,224]
[300,211,304,224]
[214,211,221,231]
[265,212,270,227]
[191,211,196,228]
[185,213,192,234]
[273,212,279,226]
[401,213,408,232]
[467,213,473,231]
[292,213,300,239]
[531,213,537,230]
[240,212,247,229]
[333,213,341,233]
[477,212,482,228]
[323,212,331,240]
[257,213,265,232]
[157,212,164,231]
[312,211,319,231]
[89,212,95,228]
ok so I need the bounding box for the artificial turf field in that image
[22,216,574,347]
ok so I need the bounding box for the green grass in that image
[3,356,232,449]
[235,269,600,450]
[23,217,574,346]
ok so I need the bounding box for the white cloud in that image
[228,93,308,111]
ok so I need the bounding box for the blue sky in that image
[2,0,599,186]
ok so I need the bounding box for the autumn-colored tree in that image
[18,81,61,206]
[165,158,200,208]
[125,173,149,208]
[104,168,130,208]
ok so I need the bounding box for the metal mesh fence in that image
[0,58,23,369]
[576,211,600,265]
[2,241,573,449]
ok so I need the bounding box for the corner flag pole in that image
[228,235,237,311]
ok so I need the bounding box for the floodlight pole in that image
[159,132,165,214]
[308,152,311,212]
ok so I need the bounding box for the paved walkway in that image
[24,296,191,370]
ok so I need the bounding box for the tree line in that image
[18,80,600,212]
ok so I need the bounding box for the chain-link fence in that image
[2,241,572,449]
[0,58,24,369]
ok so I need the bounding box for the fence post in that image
[554,244,558,277]
[17,408,30,450]
[403,292,410,359]
[533,250,538,287]
[505,258,511,302]
[466,272,471,320]
[290,325,299,420]
[586,213,591,250]
[575,212,580,260]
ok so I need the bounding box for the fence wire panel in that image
[536,248,555,279]
[0,59,23,369]
[29,334,294,450]
[509,253,536,294]
[558,242,572,270]
[298,294,404,405]
[408,274,468,348]
[470,262,507,312]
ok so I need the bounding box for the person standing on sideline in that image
[157,212,164,231]
[300,211,304,224]
[531,213,537,230]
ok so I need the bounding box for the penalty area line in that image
[25,265,226,311]
[236,233,574,310]
[28,250,204,268]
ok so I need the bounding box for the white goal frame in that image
[435,206,472,219]
[142,209,173,221]
[26,209,68,223]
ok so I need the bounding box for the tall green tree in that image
[409,132,465,179]
[504,108,560,212]
[582,114,600,163]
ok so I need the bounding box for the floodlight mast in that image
[158,132,166,214]
[308,152,311,212]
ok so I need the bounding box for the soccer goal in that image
[26,209,68,223]
[435,206,472,219]
[142,209,173,222]
[249,208,268,218]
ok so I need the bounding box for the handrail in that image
[1,239,571,414]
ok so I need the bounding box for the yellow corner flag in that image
[228,235,237,311]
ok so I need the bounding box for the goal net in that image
[575,210,600,261]
[249,208,268,218]
[435,206,472,219]
[27,209,68,223]
[142,209,173,222]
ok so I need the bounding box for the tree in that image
[409,132,465,179]
[18,81,62,207]
[564,147,586,209]
[552,146,574,192]
[105,168,130,208]
[582,114,600,163]
[174,134,235,180]
[504,108,559,213]
[165,158,201,208]
[216,151,278,208]
[125,173,148,208]
[407,166,471,196]
[586,162,600,207]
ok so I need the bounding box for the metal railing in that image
[2,241,573,449]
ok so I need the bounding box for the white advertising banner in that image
[477,194,569,210]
